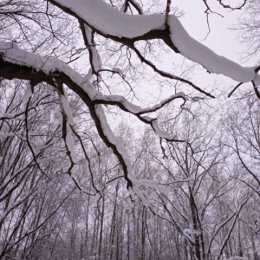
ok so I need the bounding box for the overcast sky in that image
[175,0,247,63]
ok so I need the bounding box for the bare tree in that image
[0,1,259,259]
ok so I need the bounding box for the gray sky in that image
[174,0,245,63]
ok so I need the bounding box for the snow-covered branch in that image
[49,0,259,86]
[0,42,184,188]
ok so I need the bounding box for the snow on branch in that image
[0,42,186,140]
[0,42,184,190]
[93,92,186,140]
[93,92,185,115]
[50,0,259,86]
[168,16,257,83]
[50,0,164,38]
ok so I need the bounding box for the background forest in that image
[0,0,259,260]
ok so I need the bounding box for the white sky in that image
[174,0,245,63]
[68,0,254,135]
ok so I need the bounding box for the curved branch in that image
[0,43,186,187]
[48,0,259,86]
[0,42,133,188]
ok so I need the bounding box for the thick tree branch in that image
[0,43,186,188]
[48,0,259,87]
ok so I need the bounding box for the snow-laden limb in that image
[0,42,185,188]
[51,0,164,38]
[140,92,185,114]
[0,42,96,98]
[168,16,257,83]
[50,0,259,85]
[0,42,209,192]
[0,43,184,134]
[94,92,185,114]
[93,92,185,140]
[0,41,134,184]
[1,42,185,138]
[94,105,133,187]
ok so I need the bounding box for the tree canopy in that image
[0,1,259,259]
